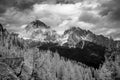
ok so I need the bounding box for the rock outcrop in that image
[0,57,32,80]
[0,23,9,38]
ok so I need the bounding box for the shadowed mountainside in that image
[38,41,106,68]
[1,23,120,79]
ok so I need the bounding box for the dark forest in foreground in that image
[0,23,120,80]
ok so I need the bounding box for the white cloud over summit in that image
[0,0,120,40]
[31,1,100,34]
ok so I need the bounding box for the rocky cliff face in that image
[19,20,58,41]
[0,23,9,37]
[63,27,117,49]
[0,20,119,49]
[25,20,50,30]
[0,24,4,32]
[0,21,120,73]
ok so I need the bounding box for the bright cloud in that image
[0,0,120,39]
[30,1,100,34]
[33,3,81,16]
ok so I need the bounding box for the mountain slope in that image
[38,41,106,68]
[25,20,50,32]
[0,22,120,69]
[63,27,117,49]
[18,20,119,49]
[19,20,59,42]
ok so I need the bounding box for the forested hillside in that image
[0,23,120,80]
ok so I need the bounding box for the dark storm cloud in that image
[0,6,5,14]
[0,0,46,14]
[0,0,15,14]
[79,12,100,24]
[0,0,82,15]
[100,0,120,21]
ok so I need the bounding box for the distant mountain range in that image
[17,20,120,49]
[0,20,120,68]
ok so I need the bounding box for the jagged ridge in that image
[18,20,120,49]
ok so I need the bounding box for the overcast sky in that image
[0,0,120,40]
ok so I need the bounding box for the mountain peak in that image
[64,27,90,36]
[25,20,50,33]
[19,20,54,41]
[27,20,50,29]
[62,26,116,48]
